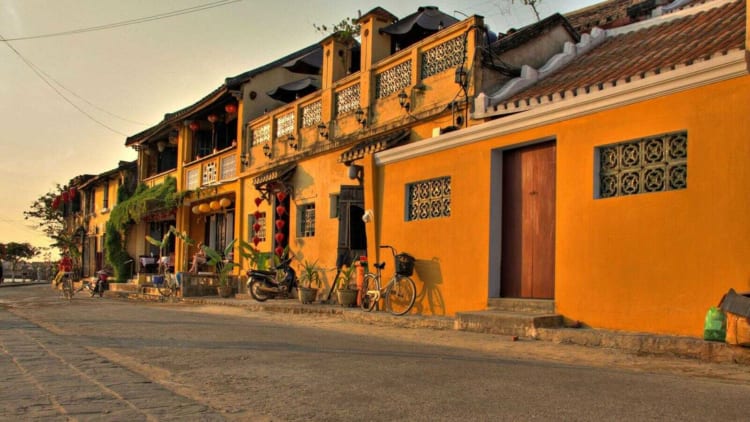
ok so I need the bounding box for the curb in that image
[0,281,50,288]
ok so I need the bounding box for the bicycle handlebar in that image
[379,245,397,257]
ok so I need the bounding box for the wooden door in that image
[501,141,556,299]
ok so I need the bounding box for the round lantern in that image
[191,205,200,214]
[253,236,261,246]
[276,191,287,202]
[69,187,77,198]
[207,114,219,124]
[276,205,286,216]
[225,103,238,114]
[254,210,262,219]
[254,197,263,207]
[275,219,285,230]
[275,233,285,244]
[275,246,284,256]
[189,121,200,131]
[219,198,231,208]
[210,201,221,211]
[198,203,210,213]
[52,197,60,210]
[61,191,69,202]
[253,223,261,233]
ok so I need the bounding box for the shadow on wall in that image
[413,258,445,316]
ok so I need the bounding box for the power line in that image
[1,0,243,42]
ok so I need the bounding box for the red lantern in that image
[275,219,285,230]
[253,223,261,233]
[207,114,219,124]
[253,236,261,246]
[254,210,262,219]
[225,103,238,114]
[254,197,263,207]
[61,191,69,202]
[276,205,286,216]
[52,197,60,210]
[274,233,285,243]
[276,191,287,202]
[189,121,200,131]
[69,187,77,198]
[275,246,284,256]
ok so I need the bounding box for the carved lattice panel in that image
[251,124,270,146]
[276,112,295,138]
[335,84,360,116]
[202,162,217,185]
[375,60,412,99]
[302,101,322,127]
[186,169,199,190]
[407,176,451,221]
[220,155,236,180]
[598,131,687,198]
[300,203,316,237]
[421,36,465,79]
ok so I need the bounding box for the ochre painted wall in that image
[375,76,750,336]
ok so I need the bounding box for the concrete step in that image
[487,298,555,314]
[455,310,563,338]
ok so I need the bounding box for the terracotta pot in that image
[297,287,318,304]
[336,289,358,307]
[217,284,233,298]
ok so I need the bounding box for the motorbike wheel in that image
[248,279,271,302]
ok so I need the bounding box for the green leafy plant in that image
[298,259,322,289]
[202,239,237,287]
[336,264,357,290]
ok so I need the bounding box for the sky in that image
[0,0,600,257]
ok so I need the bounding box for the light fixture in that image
[317,122,328,139]
[262,142,272,158]
[207,114,219,124]
[287,134,298,150]
[224,103,238,114]
[348,163,363,184]
[188,121,200,131]
[398,90,410,111]
[355,107,366,127]
[240,152,250,166]
[455,67,468,89]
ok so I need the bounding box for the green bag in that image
[703,306,726,342]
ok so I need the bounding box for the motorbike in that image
[246,258,297,301]
[78,270,109,297]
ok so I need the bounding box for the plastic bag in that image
[703,306,726,342]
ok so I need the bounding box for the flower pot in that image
[336,289,358,307]
[217,285,233,298]
[298,286,318,304]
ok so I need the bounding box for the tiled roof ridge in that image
[474,0,743,117]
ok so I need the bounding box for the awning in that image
[252,163,296,187]
[267,78,320,103]
[339,130,410,164]
[380,6,458,36]
[282,48,323,74]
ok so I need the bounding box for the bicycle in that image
[154,272,179,298]
[361,245,417,316]
[56,272,75,300]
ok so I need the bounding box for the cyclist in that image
[52,253,73,288]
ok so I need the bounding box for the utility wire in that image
[1,0,243,42]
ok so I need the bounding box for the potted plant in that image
[335,264,358,307]
[202,239,237,298]
[297,259,321,304]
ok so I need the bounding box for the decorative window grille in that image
[248,212,266,242]
[299,203,316,237]
[406,176,451,221]
[335,84,360,116]
[202,162,217,185]
[597,131,688,198]
[375,60,412,99]
[276,112,295,138]
[220,154,236,180]
[186,169,199,190]
[421,36,465,79]
[251,124,271,146]
[302,101,322,128]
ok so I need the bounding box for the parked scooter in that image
[77,270,109,297]
[246,258,297,301]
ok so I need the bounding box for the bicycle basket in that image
[395,253,415,276]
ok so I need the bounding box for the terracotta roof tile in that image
[502,0,744,106]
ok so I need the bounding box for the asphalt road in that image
[2,285,750,421]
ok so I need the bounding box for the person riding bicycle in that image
[53,253,73,288]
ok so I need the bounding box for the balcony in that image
[143,169,178,188]
[183,147,238,190]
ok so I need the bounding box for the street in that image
[2,285,750,421]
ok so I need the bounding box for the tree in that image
[495,0,543,23]
[2,242,38,280]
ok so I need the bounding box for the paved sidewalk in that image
[174,294,750,366]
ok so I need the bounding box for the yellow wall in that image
[375,76,750,336]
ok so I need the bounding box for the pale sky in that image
[0,0,599,256]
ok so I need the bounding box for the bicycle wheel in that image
[385,275,416,316]
[360,274,379,312]
[157,274,176,297]
[62,278,74,300]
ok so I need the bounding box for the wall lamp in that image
[240,152,250,166]
[348,163,363,184]
[455,67,468,89]
[287,134,298,150]
[262,142,272,158]
[355,107,367,127]
[317,122,328,139]
[398,90,410,111]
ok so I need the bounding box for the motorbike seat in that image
[250,269,276,276]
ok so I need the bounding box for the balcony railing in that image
[183,149,237,190]
[143,170,177,188]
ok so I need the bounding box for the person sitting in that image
[189,242,206,273]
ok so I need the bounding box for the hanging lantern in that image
[275,219,285,230]
[275,246,284,256]
[219,198,231,208]
[207,114,219,124]
[253,236,261,246]
[225,103,238,114]
[69,187,77,198]
[61,191,69,202]
[276,205,286,216]
[210,200,221,211]
[275,233,285,244]
[254,210,262,219]
[276,191,287,202]
[253,223,261,233]
[189,121,200,131]
[52,197,60,210]
[198,203,210,213]
[254,197,263,207]
[191,205,200,214]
